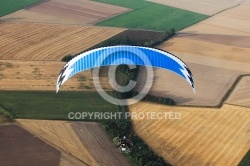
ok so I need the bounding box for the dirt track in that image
[129,102,250,166]
[0,124,61,166]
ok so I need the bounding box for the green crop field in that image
[0,91,116,120]
[239,150,250,166]
[95,0,208,31]
[0,0,41,17]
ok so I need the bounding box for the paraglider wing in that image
[56,46,195,93]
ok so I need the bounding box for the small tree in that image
[61,54,73,62]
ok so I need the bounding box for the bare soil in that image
[22,0,129,25]
[17,120,131,166]
[17,120,98,165]
[0,124,61,166]
[109,29,166,46]
[1,0,130,25]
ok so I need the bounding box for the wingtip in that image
[193,88,196,94]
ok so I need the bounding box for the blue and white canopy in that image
[56,46,195,93]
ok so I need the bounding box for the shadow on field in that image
[148,90,194,104]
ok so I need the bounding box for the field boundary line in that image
[211,3,240,17]
[223,103,250,109]
[89,8,133,25]
[16,120,91,166]
[202,22,250,35]
[177,74,250,108]
[23,0,50,10]
[176,4,240,33]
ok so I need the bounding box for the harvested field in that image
[136,64,241,106]
[0,9,78,25]
[180,23,250,36]
[0,124,61,166]
[17,120,131,166]
[175,33,250,48]
[1,0,130,25]
[0,60,112,91]
[0,22,125,61]
[72,122,131,166]
[148,0,239,15]
[180,5,250,35]
[160,38,250,64]
[60,152,87,166]
[17,120,98,165]
[226,76,250,107]
[147,5,250,105]
[129,102,250,166]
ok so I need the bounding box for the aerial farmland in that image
[0,0,249,165]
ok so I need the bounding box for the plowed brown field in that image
[1,0,130,25]
[0,124,61,166]
[0,23,125,60]
[17,120,131,166]
[129,102,250,166]
[17,120,98,165]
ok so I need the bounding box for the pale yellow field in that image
[129,102,250,166]
[17,119,98,166]
[227,76,250,107]
[0,23,125,60]
[0,60,111,91]
[148,0,239,15]
[160,38,250,65]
